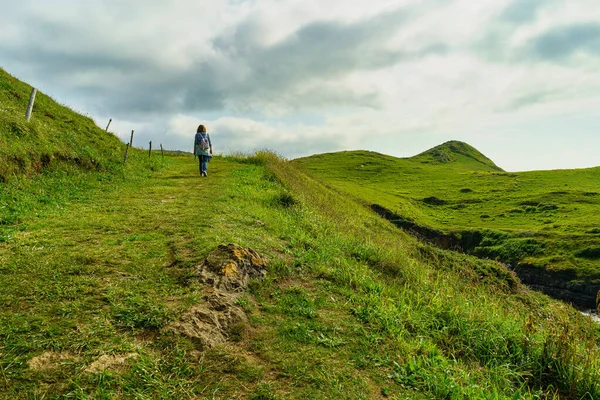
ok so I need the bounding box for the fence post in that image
[25,88,37,122]
[148,141,152,157]
[105,118,112,131]
[123,130,134,165]
[123,143,130,165]
[160,144,164,159]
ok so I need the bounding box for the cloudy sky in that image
[1,0,599,171]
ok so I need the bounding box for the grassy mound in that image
[413,140,503,171]
[0,67,124,180]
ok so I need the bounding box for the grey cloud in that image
[206,8,447,112]
[215,8,423,85]
[475,19,600,65]
[0,3,445,120]
[111,6,440,116]
[502,90,555,111]
[529,22,600,61]
[500,0,550,24]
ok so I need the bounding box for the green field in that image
[294,143,600,307]
[2,68,600,399]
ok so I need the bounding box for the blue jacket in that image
[194,132,212,156]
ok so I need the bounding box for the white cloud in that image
[1,0,599,171]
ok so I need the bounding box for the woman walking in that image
[194,125,213,177]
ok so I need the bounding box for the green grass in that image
[1,150,599,399]
[293,145,600,284]
[0,67,125,180]
[2,70,600,399]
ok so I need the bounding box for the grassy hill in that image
[0,67,160,233]
[2,72,600,398]
[294,144,600,307]
[413,140,503,171]
[0,68,126,180]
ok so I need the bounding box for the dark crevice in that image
[370,203,600,309]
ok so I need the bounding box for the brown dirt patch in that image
[28,351,75,371]
[84,353,138,374]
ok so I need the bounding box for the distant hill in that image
[0,68,124,181]
[298,141,502,181]
[412,140,503,171]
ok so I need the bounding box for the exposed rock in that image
[85,353,138,374]
[167,292,248,349]
[199,244,268,292]
[166,244,267,349]
[514,265,600,309]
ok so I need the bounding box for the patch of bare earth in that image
[84,353,138,374]
[28,351,76,371]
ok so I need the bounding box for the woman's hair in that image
[197,124,207,133]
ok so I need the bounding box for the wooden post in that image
[123,142,130,165]
[105,118,112,131]
[123,130,134,165]
[148,141,152,157]
[160,144,164,158]
[25,88,37,122]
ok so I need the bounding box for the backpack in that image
[199,134,210,150]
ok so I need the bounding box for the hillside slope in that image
[0,68,161,231]
[294,145,600,307]
[0,67,124,180]
[1,152,599,399]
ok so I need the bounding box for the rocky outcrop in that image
[165,244,268,349]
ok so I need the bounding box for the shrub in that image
[538,203,559,211]
[574,246,600,260]
[422,196,447,206]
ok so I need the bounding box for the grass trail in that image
[0,156,271,398]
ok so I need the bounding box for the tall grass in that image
[264,154,600,398]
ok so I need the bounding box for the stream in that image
[582,310,600,324]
